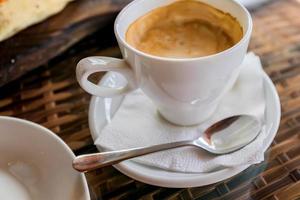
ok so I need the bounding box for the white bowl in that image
[0,117,90,200]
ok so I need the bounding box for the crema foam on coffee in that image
[126,0,243,58]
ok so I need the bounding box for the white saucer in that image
[89,71,280,188]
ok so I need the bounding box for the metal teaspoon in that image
[73,115,261,172]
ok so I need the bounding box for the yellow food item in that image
[0,0,73,42]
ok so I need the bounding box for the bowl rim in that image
[0,116,91,200]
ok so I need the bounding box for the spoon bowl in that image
[195,115,261,154]
[73,115,261,172]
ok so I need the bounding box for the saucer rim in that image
[89,70,281,188]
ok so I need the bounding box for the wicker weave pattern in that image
[0,0,300,199]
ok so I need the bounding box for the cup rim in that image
[114,0,253,62]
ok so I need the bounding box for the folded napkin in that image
[95,53,267,173]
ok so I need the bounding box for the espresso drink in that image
[126,0,243,58]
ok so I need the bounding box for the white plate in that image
[89,71,280,188]
[237,0,273,9]
[0,117,90,200]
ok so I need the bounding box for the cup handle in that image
[76,56,138,97]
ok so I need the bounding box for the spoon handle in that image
[73,140,194,172]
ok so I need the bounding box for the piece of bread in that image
[0,0,73,42]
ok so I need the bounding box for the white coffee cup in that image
[76,0,252,126]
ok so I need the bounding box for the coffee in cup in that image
[126,0,243,58]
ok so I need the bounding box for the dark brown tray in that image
[1,0,300,199]
[0,0,131,87]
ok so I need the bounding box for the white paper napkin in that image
[95,53,267,173]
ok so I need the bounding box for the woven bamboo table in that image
[1,0,300,199]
